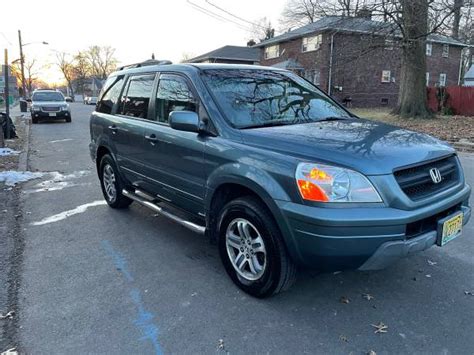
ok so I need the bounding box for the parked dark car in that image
[30,90,72,124]
[89,61,471,297]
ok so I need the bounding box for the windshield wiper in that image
[240,121,294,129]
[317,116,351,122]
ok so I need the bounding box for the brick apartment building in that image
[255,15,466,107]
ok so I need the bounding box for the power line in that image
[204,0,266,29]
[0,32,13,46]
[186,0,252,31]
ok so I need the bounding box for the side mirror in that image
[169,111,200,133]
[65,97,73,102]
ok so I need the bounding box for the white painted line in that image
[31,200,107,226]
[49,138,74,143]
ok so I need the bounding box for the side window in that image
[97,76,124,114]
[119,74,155,119]
[155,74,197,123]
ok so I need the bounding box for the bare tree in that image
[84,46,118,79]
[280,0,370,29]
[12,59,40,93]
[249,17,276,43]
[56,52,75,97]
[73,51,90,95]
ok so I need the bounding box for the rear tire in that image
[218,196,296,298]
[66,116,71,123]
[32,117,38,124]
[99,154,133,209]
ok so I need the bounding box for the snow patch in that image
[0,148,21,156]
[31,200,107,226]
[0,171,44,186]
[24,170,91,193]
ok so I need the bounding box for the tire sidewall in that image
[218,199,283,297]
[99,155,121,206]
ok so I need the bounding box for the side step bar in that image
[122,189,206,235]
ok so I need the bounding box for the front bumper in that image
[276,183,471,271]
[31,110,70,119]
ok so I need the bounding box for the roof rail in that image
[118,59,172,71]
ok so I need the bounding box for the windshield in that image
[32,92,65,102]
[202,69,351,129]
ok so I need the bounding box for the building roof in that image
[186,45,259,63]
[254,16,466,48]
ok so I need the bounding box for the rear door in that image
[113,73,156,185]
[140,73,206,215]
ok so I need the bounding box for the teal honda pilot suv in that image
[89,60,471,298]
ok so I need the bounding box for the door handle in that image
[108,125,118,134]
[145,134,159,144]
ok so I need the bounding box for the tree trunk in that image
[452,0,463,39]
[393,0,432,118]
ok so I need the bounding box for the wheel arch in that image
[205,166,300,263]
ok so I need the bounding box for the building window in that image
[302,35,322,52]
[442,44,449,58]
[426,43,432,56]
[426,72,430,87]
[385,39,394,50]
[264,44,280,59]
[381,70,391,83]
[439,73,447,87]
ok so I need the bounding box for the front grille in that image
[42,106,60,112]
[394,156,459,201]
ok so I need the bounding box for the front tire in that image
[32,116,38,124]
[66,116,71,122]
[218,196,296,298]
[99,154,133,209]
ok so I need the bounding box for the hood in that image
[240,119,454,175]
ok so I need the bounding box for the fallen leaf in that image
[339,334,349,342]
[1,347,17,355]
[464,291,474,296]
[425,274,432,278]
[217,339,225,350]
[0,311,14,320]
[362,293,375,301]
[340,296,350,304]
[367,351,377,355]
[371,322,388,334]
[427,260,437,266]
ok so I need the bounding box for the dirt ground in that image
[352,108,474,148]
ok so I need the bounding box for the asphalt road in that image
[13,103,474,354]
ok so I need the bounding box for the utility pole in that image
[18,30,27,98]
[4,48,10,140]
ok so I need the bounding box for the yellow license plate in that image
[440,213,463,246]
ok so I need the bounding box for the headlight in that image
[32,105,40,111]
[295,163,382,203]
[61,105,69,111]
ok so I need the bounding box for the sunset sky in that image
[2,0,287,85]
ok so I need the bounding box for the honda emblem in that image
[429,168,442,184]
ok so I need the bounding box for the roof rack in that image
[118,59,172,71]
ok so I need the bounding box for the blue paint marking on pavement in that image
[101,240,162,354]
[101,240,134,282]
[131,288,163,355]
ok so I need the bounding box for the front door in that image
[141,73,206,215]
